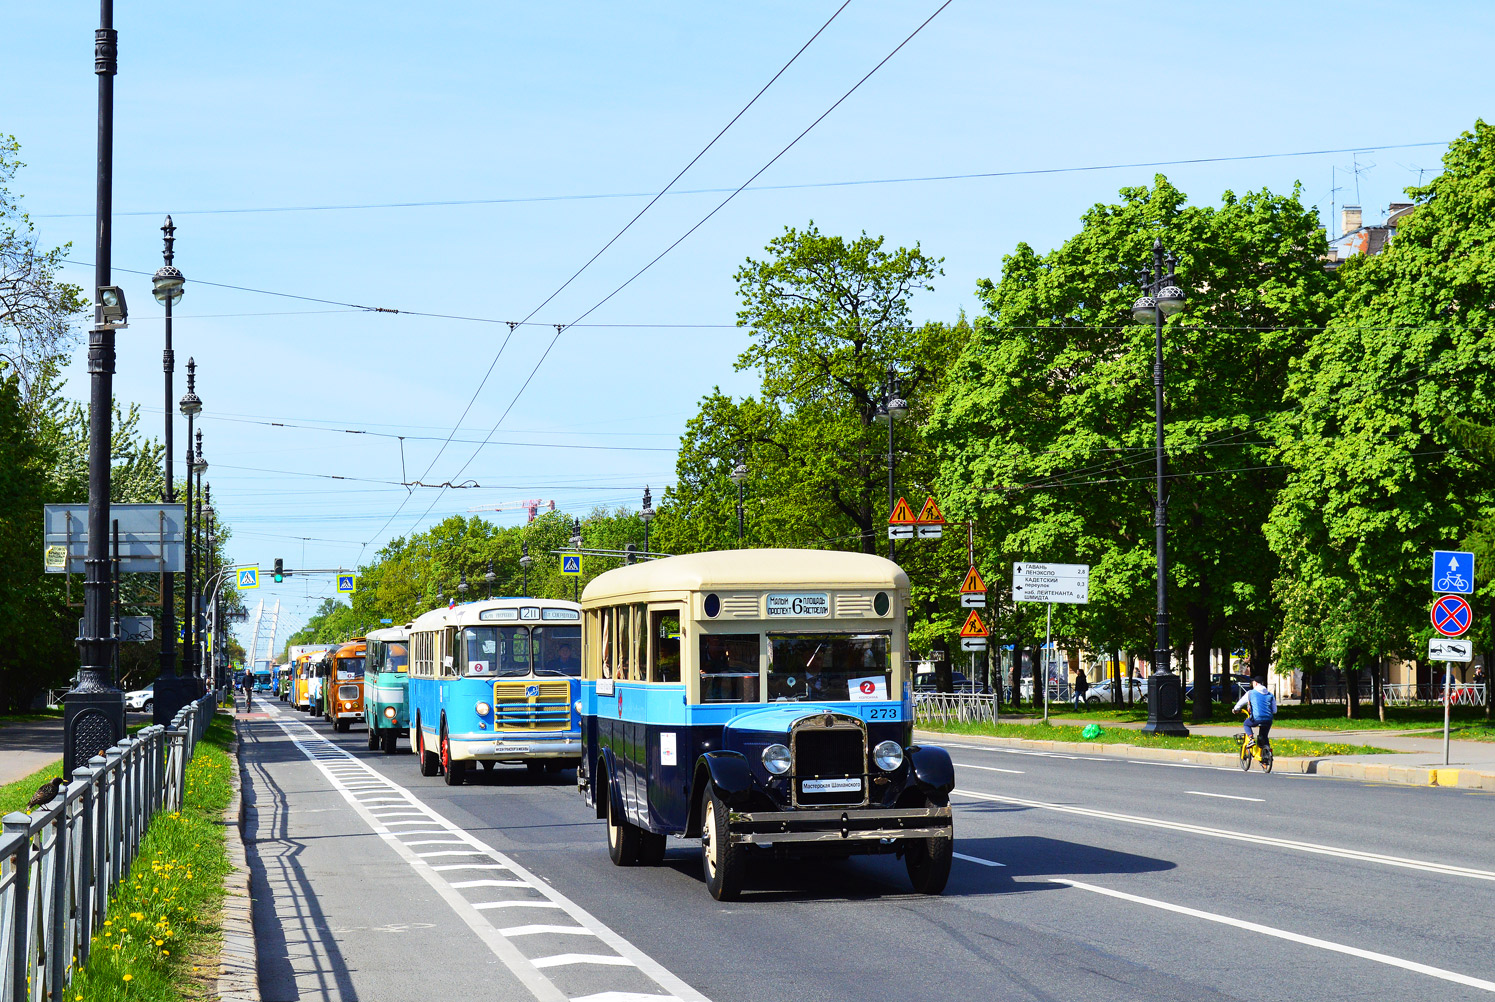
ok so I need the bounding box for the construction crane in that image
[469,499,556,523]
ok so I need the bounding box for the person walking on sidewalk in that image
[1073,668,1089,710]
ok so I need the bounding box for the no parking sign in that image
[1431,594,1472,637]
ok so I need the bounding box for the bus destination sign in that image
[766,592,830,617]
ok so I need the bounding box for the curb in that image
[914,728,1495,792]
[216,715,260,1001]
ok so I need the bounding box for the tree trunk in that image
[1220,646,1233,710]
[1188,608,1215,723]
[1010,644,1023,710]
[1373,654,1386,723]
[933,638,952,693]
[1113,649,1122,708]
[1345,652,1361,719]
[1127,652,1136,707]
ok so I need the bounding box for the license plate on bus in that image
[801,778,861,793]
[498,743,531,753]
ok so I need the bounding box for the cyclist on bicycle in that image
[1233,678,1276,747]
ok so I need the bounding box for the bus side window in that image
[699,634,760,703]
[651,609,681,683]
[616,606,631,680]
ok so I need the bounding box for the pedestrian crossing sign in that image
[236,567,259,590]
[561,554,583,576]
[337,574,356,594]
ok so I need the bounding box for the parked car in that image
[124,682,154,712]
[1083,677,1147,705]
[913,670,990,694]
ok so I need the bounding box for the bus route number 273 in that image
[866,706,898,719]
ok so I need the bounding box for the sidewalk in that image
[0,718,63,784]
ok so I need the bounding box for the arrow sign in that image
[1433,550,1476,594]
[1013,562,1090,604]
[959,609,989,638]
[888,497,917,525]
[959,637,988,652]
[1431,594,1472,637]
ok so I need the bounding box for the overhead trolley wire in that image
[410,0,957,547]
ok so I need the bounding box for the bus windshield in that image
[369,641,409,673]
[767,633,891,702]
[334,658,365,679]
[462,625,582,678]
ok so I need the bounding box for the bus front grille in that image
[493,680,571,731]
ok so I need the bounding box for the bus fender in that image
[685,752,752,836]
[594,750,618,820]
[906,744,955,796]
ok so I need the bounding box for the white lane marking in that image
[383,820,440,827]
[403,839,474,847]
[1125,760,1215,770]
[473,901,564,911]
[264,704,710,1002]
[533,955,637,969]
[1186,791,1264,803]
[1052,878,1495,993]
[956,763,1025,774]
[416,850,491,858]
[450,879,531,890]
[503,925,597,938]
[953,852,1005,868]
[954,789,1495,882]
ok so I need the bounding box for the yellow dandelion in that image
[122,974,132,981]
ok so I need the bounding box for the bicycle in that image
[1436,573,1469,592]
[1237,731,1273,773]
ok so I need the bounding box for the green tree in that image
[929,176,1333,718]
[1266,120,1495,717]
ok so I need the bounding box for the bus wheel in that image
[381,730,399,754]
[606,788,641,866]
[700,788,744,900]
[417,722,440,777]
[367,726,379,751]
[904,797,953,895]
[441,728,465,786]
[335,719,349,733]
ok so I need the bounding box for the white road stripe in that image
[953,852,1005,867]
[533,955,637,969]
[403,839,473,847]
[264,704,710,1002]
[473,901,564,910]
[1052,878,1495,992]
[954,789,1495,881]
[450,879,531,890]
[1125,760,1215,770]
[1186,791,1264,803]
[956,763,1025,774]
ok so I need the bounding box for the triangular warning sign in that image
[888,497,917,525]
[916,496,946,525]
[959,609,989,637]
[960,566,987,594]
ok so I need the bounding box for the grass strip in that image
[70,713,235,1002]
[0,760,66,815]
[922,719,1394,756]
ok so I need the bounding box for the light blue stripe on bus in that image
[581,681,906,726]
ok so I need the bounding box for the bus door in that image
[645,605,683,828]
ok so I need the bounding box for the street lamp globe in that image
[570,518,583,549]
[731,462,747,484]
[1155,285,1186,316]
[1131,296,1160,324]
[179,388,201,417]
[641,486,655,525]
[457,573,469,596]
[886,391,908,418]
[152,265,185,305]
[484,561,496,588]
[519,541,533,571]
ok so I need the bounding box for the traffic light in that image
[273,558,284,583]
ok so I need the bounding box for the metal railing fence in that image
[914,692,999,725]
[1,692,215,1002]
[1380,682,1487,707]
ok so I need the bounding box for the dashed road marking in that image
[1186,791,1264,803]
[953,852,1005,867]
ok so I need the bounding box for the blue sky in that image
[4,1,1490,643]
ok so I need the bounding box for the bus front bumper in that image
[725,805,952,846]
[449,734,581,761]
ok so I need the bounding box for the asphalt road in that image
[239,699,1495,1002]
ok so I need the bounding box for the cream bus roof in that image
[582,548,909,604]
[364,625,410,643]
[408,597,583,633]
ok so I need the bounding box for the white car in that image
[124,682,154,712]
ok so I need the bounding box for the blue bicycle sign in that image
[1432,550,1476,594]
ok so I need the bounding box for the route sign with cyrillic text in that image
[1013,562,1089,604]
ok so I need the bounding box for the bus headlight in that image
[383,706,396,720]
[873,740,904,772]
[475,701,491,716]
[761,743,791,775]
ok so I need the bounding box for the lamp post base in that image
[1141,671,1190,737]
[62,680,125,775]
[150,674,198,726]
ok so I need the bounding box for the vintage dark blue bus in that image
[408,598,583,785]
[577,549,954,900]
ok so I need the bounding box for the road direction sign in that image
[915,523,943,539]
[1433,550,1476,594]
[1013,562,1090,604]
[561,553,583,576]
[887,525,915,540]
[77,616,153,642]
[888,497,917,524]
[1431,594,1472,637]
[959,637,988,652]
[337,574,357,594]
[1429,637,1474,662]
[236,566,259,590]
[959,609,988,638]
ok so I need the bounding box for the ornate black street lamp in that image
[1131,237,1189,737]
[731,462,747,545]
[570,518,583,602]
[875,368,908,561]
[641,487,655,555]
[457,572,469,600]
[519,542,533,597]
[179,361,201,686]
[191,431,208,682]
[484,561,496,599]
[63,0,126,776]
[150,218,194,721]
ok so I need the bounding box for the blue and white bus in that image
[577,549,955,901]
[407,598,584,786]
